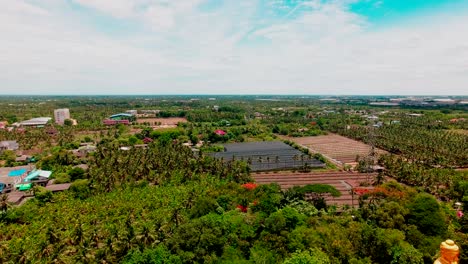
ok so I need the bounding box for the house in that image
[20,169,52,187]
[0,141,19,151]
[15,155,31,162]
[254,112,266,119]
[143,137,153,144]
[373,122,383,128]
[214,129,227,136]
[72,145,96,158]
[0,121,8,129]
[450,118,466,123]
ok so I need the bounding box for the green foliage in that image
[371,201,409,229]
[390,243,424,264]
[88,142,251,192]
[33,186,53,204]
[407,193,447,236]
[69,179,91,199]
[190,196,219,218]
[283,248,331,264]
[285,184,341,211]
[63,119,73,126]
[123,246,182,264]
[202,144,225,152]
[0,150,16,163]
[53,172,71,184]
[38,149,77,170]
[252,184,283,215]
[68,167,85,181]
[288,200,319,216]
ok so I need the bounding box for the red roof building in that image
[103,119,130,125]
[214,129,227,136]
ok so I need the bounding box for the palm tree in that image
[0,194,10,213]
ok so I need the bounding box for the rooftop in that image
[110,113,133,118]
[19,117,52,126]
[210,141,325,171]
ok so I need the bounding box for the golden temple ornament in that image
[434,239,459,264]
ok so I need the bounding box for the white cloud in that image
[72,0,139,18]
[0,0,467,95]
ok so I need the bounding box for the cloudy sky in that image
[1,0,468,95]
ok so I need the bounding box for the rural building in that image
[54,108,70,125]
[21,169,53,187]
[0,140,19,151]
[126,110,138,115]
[110,113,136,121]
[17,117,52,127]
[214,129,227,136]
[0,121,7,129]
[103,113,136,125]
[72,145,97,157]
[103,119,130,125]
[15,155,31,162]
[433,98,455,104]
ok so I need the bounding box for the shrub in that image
[69,179,91,200]
[407,193,447,236]
[68,167,85,181]
[34,186,53,204]
[54,173,71,184]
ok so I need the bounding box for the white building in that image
[17,117,52,127]
[126,110,138,116]
[54,109,70,125]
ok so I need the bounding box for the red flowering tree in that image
[242,183,258,190]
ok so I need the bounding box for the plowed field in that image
[253,171,377,208]
[282,134,386,165]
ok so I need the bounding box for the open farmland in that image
[210,141,325,171]
[284,134,387,166]
[136,117,187,128]
[253,171,378,207]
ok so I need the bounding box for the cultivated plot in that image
[253,171,378,207]
[285,134,387,165]
[136,117,187,128]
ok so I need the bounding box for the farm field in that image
[283,133,387,165]
[452,129,468,135]
[252,171,378,207]
[135,117,187,128]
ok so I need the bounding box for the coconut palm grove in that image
[0,95,466,263]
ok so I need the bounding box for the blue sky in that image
[1,0,468,95]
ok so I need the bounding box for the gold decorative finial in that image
[434,239,459,264]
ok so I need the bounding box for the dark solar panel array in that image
[210,141,325,171]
